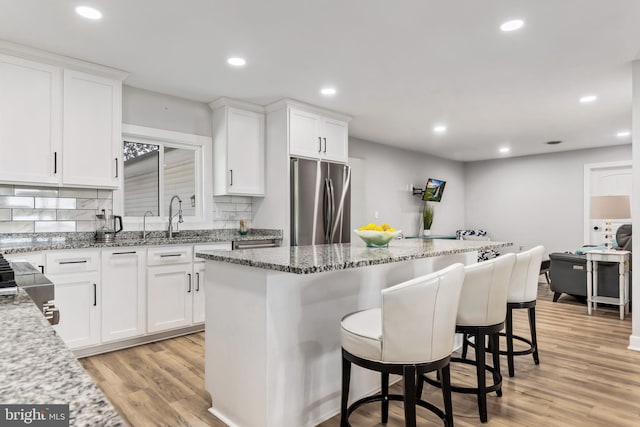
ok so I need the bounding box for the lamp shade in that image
[590,195,631,219]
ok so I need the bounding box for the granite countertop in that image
[0,290,125,426]
[0,228,282,255]
[196,238,512,274]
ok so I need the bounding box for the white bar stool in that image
[340,263,466,427]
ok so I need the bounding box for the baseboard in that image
[628,335,640,352]
[73,324,205,358]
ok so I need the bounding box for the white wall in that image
[464,145,632,255]
[349,137,465,237]
[122,85,212,136]
[630,59,640,351]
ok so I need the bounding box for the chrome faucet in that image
[143,211,153,240]
[168,195,183,238]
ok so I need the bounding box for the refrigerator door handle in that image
[292,158,300,246]
[323,178,331,243]
[328,178,336,243]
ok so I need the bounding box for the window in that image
[116,125,213,229]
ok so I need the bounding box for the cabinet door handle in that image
[38,265,44,274]
[323,137,327,153]
[93,283,97,306]
[230,169,233,186]
[196,272,200,292]
[115,158,119,178]
[160,253,182,258]
[318,136,322,153]
[59,260,88,265]
[187,273,192,293]
[113,251,136,255]
[54,152,58,174]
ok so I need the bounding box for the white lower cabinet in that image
[46,249,101,350]
[147,263,193,333]
[101,249,146,342]
[192,261,206,324]
[49,272,101,349]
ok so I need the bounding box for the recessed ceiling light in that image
[75,6,102,20]
[321,87,337,96]
[579,95,598,103]
[499,147,511,153]
[616,130,631,137]
[500,19,524,32]
[227,57,246,67]
[433,125,447,133]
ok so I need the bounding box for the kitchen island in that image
[196,239,511,427]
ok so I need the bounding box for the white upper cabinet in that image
[0,54,61,185]
[0,42,127,188]
[62,70,122,188]
[287,104,350,163]
[210,98,265,196]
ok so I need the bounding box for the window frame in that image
[115,124,213,231]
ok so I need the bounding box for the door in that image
[327,162,351,243]
[227,107,265,195]
[101,249,146,342]
[0,54,61,185]
[289,108,322,159]
[291,157,326,245]
[584,161,632,244]
[192,262,206,323]
[321,117,348,163]
[147,264,193,332]
[63,69,120,188]
[50,272,100,349]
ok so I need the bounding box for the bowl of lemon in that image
[354,223,401,248]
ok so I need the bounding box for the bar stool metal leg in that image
[381,372,389,423]
[341,353,351,427]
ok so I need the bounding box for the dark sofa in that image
[549,224,632,302]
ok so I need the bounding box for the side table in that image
[586,250,630,320]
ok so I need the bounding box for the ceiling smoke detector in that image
[545,140,563,145]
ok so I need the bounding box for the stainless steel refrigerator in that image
[290,157,351,246]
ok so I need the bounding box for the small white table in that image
[586,250,630,320]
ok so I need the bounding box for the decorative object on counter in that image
[590,195,631,250]
[456,229,500,261]
[354,223,401,248]
[423,202,434,236]
[239,219,248,235]
[94,209,123,243]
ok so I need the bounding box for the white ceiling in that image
[1,0,639,161]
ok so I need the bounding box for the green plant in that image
[423,203,434,230]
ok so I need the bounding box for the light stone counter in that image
[196,238,511,274]
[198,239,511,427]
[0,290,125,426]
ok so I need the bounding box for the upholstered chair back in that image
[507,246,545,303]
[456,253,516,327]
[381,263,465,364]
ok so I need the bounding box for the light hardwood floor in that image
[80,282,640,426]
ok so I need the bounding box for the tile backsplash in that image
[0,184,253,232]
[0,185,113,233]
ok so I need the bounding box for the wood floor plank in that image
[80,280,640,426]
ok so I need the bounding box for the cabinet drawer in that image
[46,250,100,274]
[147,246,192,266]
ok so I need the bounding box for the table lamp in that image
[590,195,631,250]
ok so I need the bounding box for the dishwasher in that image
[232,239,280,250]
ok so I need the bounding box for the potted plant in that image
[423,203,434,236]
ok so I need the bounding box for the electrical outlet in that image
[374,211,380,219]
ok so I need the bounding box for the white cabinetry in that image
[62,70,121,188]
[289,106,349,163]
[0,42,127,188]
[147,246,194,333]
[46,249,101,349]
[101,249,146,342]
[192,243,231,324]
[210,98,265,196]
[0,54,60,185]
[3,252,45,273]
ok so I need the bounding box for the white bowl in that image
[354,229,402,247]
